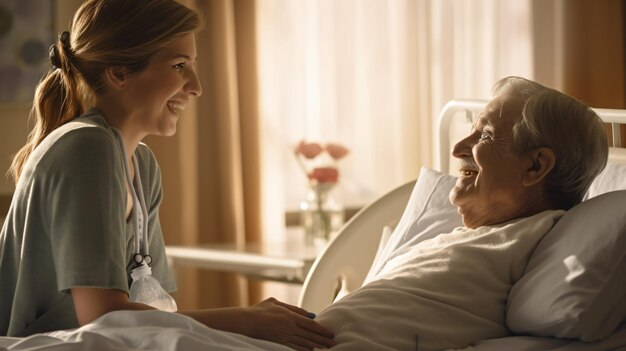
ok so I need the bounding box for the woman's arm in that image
[71,289,335,350]
[71,287,153,325]
[181,297,335,350]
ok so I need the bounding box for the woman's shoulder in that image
[26,111,119,174]
[42,111,116,151]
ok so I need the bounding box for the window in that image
[256,0,534,240]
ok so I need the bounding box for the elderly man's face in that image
[449,94,532,228]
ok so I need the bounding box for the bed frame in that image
[298,99,626,313]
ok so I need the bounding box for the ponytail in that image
[10,33,84,182]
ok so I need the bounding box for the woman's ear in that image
[523,147,556,187]
[103,66,131,90]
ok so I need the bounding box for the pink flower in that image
[310,167,339,183]
[295,141,324,159]
[325,143,349,160]
[293,140,349,184]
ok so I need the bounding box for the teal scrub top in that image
[0,109,176,337]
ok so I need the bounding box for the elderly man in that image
[314,77,608,351]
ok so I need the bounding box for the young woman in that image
[0,1,334,350]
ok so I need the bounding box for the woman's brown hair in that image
[10,0,201,181]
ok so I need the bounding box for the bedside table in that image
[165,227,320,284]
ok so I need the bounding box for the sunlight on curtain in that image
[256,0,538,304]
[257,0,534,247]
[428,0,534,117]
[256,0,425,238]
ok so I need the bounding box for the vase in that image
[299,182,345,250]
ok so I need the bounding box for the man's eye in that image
[173,63,185,71]
[479,131,492,141]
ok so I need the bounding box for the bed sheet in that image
[0,310,291,351]
[2,320,626,351]
[454,324,626,351]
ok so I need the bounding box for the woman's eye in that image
[173,63,185,71]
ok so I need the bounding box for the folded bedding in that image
[315,209,563,351]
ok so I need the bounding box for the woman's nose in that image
[186,69,203,97]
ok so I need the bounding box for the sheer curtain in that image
[256,0,535,244]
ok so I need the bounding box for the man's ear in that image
[523,147,555,187]
[103,66,131,90]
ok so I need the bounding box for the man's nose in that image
[452,135,474,159]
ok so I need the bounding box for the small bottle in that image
[129,262,178,312]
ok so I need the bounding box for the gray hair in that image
[492,76,608,210]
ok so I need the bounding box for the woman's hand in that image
[242,297,335,350]
[181,297,335,350]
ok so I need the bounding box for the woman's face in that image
[122,33,202,137]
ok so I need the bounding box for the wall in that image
[0,104,28,214]
[0,104,28,193]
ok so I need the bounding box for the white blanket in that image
[1,310,291,351]
[315,210,563,351]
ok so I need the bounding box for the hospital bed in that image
[1,99,625,351]
[298,99,626,350]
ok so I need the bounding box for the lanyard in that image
[112,128,151,267]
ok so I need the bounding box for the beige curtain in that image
[559,0,625,111]
[560,0,626,147]
[539,0,626,146]
[145,0,263,309]
[255,0,538,237]
[533,0,625,106]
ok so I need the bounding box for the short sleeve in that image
[41,127,130,293]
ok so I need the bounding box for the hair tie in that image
[49,44,61,69]
[49,31,71,70]
[60,31,70,48]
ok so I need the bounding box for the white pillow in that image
[364,167,462,284]
[585,163,626,199]
[507,190,626,341]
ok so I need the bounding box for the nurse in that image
[0,0,334,350]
